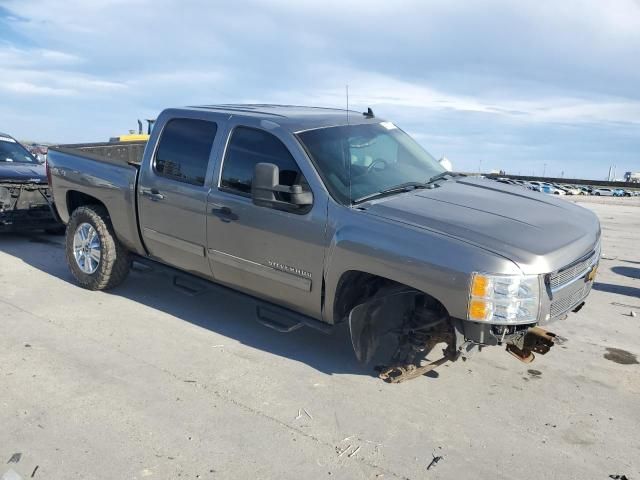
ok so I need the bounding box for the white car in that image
[541,183,566,195]
[527,181,544,191]
[561,184,582,195]
[592,188,614,196]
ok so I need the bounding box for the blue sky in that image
[0,0,639,179]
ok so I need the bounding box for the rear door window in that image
[154,119,218,186]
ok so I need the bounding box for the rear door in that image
[205,120,328,319]
[138,116,221,277]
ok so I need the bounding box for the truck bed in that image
[47,141,146,255]
[50,141,147,167]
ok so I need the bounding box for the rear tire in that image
[66,205,130,290]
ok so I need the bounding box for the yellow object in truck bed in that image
[110,134,150,142]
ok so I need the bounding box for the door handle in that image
[210,204,237,221]
[142,188,165,201]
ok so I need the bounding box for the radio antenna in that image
[346,84,350,124]
[346,84,352,205]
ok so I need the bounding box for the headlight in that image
[468,273,540,324]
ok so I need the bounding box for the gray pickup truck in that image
[47,105,601,382]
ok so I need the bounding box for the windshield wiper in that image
[427,171,460,184]
[352,182,428,205]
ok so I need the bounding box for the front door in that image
[138,117,220,277]
[206,122,328,319]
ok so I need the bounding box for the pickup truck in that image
[47,105,601,382]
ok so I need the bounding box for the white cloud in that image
[0,68,127,96]
[0,81,74,96]
[0,45,82,67]
[0,0,639,177]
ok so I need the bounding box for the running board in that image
[130,254,334,335]
[256,306,305,333]
[172,275,208,296]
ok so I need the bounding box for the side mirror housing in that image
[252,162,313,212]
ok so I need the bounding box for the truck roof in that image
[185,104,383,132]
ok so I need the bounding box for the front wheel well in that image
[332,270,448,323]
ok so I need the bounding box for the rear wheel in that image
[65,205,130,290]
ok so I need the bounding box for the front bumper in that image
[0,207,60,231]
[459,247,599,346]
[0,183,61,232]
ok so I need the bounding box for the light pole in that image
[478,159,483,175]
[543,163,547,178]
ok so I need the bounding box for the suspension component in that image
[505,326,558,363]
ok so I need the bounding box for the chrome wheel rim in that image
[73,223,101,274]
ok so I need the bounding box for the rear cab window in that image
[154,118,218,186]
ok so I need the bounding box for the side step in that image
[256,306,305,333]
[172,275,208,296]
[130,254,334,335]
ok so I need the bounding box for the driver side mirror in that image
[252,162,313,212]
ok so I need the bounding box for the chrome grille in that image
[549,248,598,290]
[550,284,591,318]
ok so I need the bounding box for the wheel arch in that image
[66,190,108,218]
[330,269,450,325]
[65,189,145,254]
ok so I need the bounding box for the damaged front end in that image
[0,182,60,232]
[348,288,461,383]
[348,288,560,383]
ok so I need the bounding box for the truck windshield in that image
[297,123,444,205]
[0,137,38,164]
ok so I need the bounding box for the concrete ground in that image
[1,197,638,480]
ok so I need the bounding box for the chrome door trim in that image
[142,227,205,257]
[208,249,312,292]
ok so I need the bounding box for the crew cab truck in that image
[47,105,601,382]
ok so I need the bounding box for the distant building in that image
[624,171,640,183]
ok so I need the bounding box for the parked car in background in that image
[495,177,517,185]
[527,181,544,191]
[592,188,614,196]
[540,183,566,195]
[561,185,582,195]
[578,186,592,195]
[0,132,62,232]
[46,104,602,381]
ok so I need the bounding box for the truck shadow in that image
[592,281,640,299]
[610,266,640,280]
[0,232,374,378]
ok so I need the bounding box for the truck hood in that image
[0,163,46,183]
[362,178,600,274]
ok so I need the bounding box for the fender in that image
[322,206,522,324]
